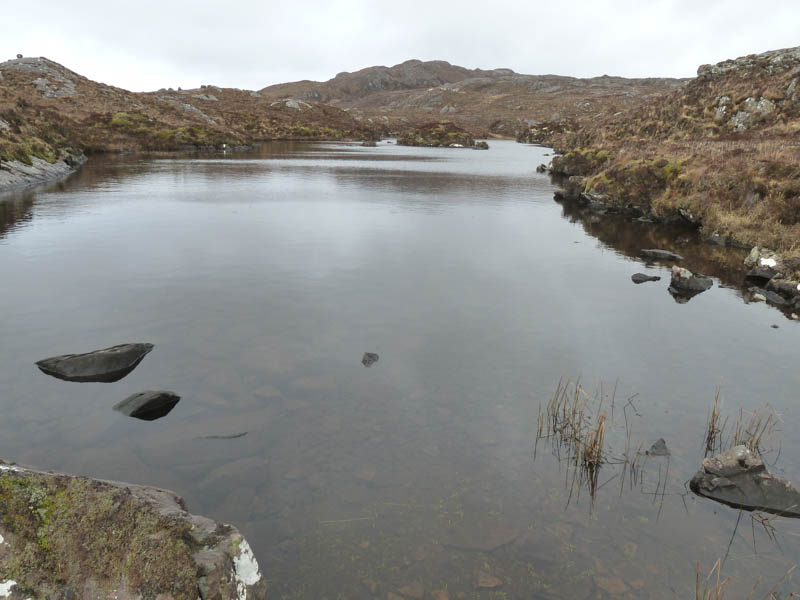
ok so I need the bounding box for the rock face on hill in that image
[0,460,267,599]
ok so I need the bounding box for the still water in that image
[1,140,799,598]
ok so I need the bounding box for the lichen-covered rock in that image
[0,461,266,599]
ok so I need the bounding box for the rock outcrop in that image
[0,461,267,599]
[689,446,800,518]
[0,153,86,192]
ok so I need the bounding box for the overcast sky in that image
[2,0,798,92]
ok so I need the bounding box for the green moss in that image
[0,471,199,598]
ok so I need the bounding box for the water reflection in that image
[0,191,35,240]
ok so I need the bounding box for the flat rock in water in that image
[689,445,800,518]
[361,352,379,367]
[36,342,154,382]
[113,390,180,421]
[442,525,517,551]
[641,249,683,261]
[631,273,661,284]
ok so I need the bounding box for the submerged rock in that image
[361,352,379,367]
[646,438,670,456]
[631,273,661,284]
[668,265,713,301]
[113,390,180,421]
[0,460,267,599]
[641,249,683,261]
[689,445,800,517]
[35,342,154,383]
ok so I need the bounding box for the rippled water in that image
[1,140,798,598]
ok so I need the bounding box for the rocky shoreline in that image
[547,163,800,315]
[0,460,266,599]
[0,152,87,193]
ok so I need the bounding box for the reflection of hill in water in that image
[553,198,798,312]
[0,193,35,240]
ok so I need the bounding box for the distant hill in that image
[260,59,688,137]
[0,56,373,165]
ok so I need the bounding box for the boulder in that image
[35,343,153,383]
[631,273,661,284]
[746,265,778,282]
[668,265,713,299]
[766,278,800,300]
[0,461,267,599]
[474,141,489,150]
[641,249,683,261]
[689,446,800,518]
[113,390,181,421]
[747,286,788,306]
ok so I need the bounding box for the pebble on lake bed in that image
[361,352,379,367]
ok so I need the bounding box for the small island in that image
[396,121,476,148]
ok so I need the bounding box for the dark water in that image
[1,140,798,598]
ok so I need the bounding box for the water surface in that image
[1,140,798,598]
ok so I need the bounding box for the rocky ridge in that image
[260,59,687,137]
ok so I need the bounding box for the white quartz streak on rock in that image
[233,538,262,599]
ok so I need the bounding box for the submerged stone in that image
[35,342,154,383]
[361,352,379,367]
[641,249,683,261]
[646,438,670,456]
[631,273,661,284]
[113,390,180,421]
[689,445,800,518]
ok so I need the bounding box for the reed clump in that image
[702,387,781,459]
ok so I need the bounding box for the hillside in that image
[260,59,687,137]
[533,46,800,277]
[0,56,374,168]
